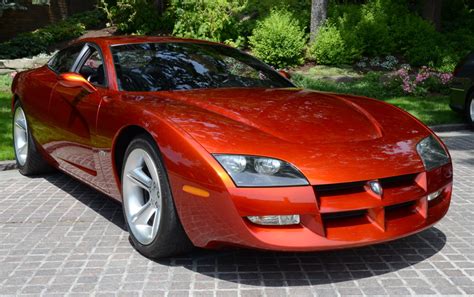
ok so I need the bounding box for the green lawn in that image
[293,72,463,126]
[0,90,13,161]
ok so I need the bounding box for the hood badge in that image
[368,180,383,196]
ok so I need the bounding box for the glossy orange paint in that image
[11,36,453,251]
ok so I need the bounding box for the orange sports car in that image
[11,37,452,258]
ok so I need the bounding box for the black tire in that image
[466,92,474,126]
[121,134,193,258]
[13,101,53,176]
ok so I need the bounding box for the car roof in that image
[77,36,221,47]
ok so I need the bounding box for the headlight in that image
[416,135,450,171]
[214,154,309,187]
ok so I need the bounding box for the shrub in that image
[0,10,104,59]
[390,13,442,67]
[317,0,466,67]
[309,23,360,65]
[100,0,161,34]
[168,0,247,43]
[249,9,306,68]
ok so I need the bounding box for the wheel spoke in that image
[15,119,26,131]
[18,142,27,155]
[127,167,153,192]
[131,201,156,225]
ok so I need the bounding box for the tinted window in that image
[454,51,474,78]
[49,44,84,73]
[111,42,294,91]
[78,47,106,86]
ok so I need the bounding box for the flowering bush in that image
[356,55,399,70]
[381,55,398,70]
[394,66,452,96]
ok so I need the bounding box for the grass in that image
[292,72,464,126]
[0,74,13,161]
[298,65,362,80]
[0,91,13,161]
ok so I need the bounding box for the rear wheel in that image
[13,101,52,175]
[121,135,193,258]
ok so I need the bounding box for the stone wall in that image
[0,53,52,74]
[0,0,97,42]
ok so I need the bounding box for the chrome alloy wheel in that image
[123,148,163,245]
[13,107,28,166]
[470,99,474,122]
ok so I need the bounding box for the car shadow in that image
[42,172,447,287]
[153,227,446,287]
[43,173,127,231]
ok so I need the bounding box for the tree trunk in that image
[422,0,442,31]
[153,0,167,16]
[310,0,329,42]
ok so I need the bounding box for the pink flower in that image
[10,71,17,78]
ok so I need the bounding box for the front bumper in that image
[184,163,452,251]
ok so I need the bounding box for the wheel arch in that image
[11,93,20,112]
[466,85,474,104]
[112,125,155,183]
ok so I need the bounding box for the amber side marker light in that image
[182,185,210,198]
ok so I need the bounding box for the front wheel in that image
[121,135,193,258]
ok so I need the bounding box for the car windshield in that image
[111,42,294,92]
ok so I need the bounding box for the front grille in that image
[315,181,366,194]
[385,200,416,212]
[313,172,426,238]
[322,209,366,220]
[381,173,418,189]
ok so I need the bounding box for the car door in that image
[21,44,84,148]
[46,43,109,192]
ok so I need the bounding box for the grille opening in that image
[385,200,417,220]
[385,200,416,212]
[315,181,366,197]
[380,173,418,189]
[322,209,367,221]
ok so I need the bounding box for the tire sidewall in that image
[121,135,182,257]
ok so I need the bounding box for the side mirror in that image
[278,70,291,80]
[58,72,97,93]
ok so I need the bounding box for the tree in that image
[422,0,443,31]
[153,0,167,15]
[310,0,328,42]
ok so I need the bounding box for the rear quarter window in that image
[48,44,84,73]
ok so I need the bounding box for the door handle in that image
[102,96,113,103]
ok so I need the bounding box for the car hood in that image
[156,88,431,184]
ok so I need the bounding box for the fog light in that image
[427,189,443,201]
[247,215,300,226]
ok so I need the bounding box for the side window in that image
[78,47,106,87]
[48,44,83,73]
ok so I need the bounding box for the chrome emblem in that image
[368,181,383,196]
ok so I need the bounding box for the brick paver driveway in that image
[0,130,473,296]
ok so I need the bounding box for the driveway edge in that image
[430,123,471,133]
[0,161,16,171]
